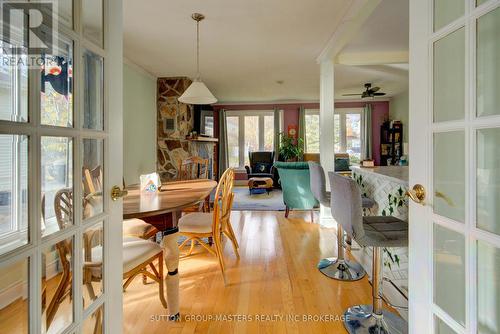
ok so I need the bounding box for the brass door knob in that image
[406,184,426,204]
[111,185,128,201]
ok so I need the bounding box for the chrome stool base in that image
[344,305,407,334]
[317,258,366,281]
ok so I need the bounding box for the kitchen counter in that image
[349,165,409,319]
[350,166,408,185]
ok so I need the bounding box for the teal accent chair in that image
[274,162,319,222]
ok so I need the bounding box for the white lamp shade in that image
[178,80,217,105]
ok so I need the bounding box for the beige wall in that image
[390,90,409,143]
[123,62,157,185]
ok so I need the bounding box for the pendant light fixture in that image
[178,13,217,105]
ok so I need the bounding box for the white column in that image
[319,59,335,227]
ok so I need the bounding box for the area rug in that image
[231,186,286,211]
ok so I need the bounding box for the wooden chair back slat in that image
[178,156,209,180]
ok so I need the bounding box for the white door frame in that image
[409,0,500,333]
[0,0,123,332]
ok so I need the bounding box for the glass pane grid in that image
[433,223,466,326]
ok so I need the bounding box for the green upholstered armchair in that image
[274,162,319,222]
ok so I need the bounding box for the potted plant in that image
[278,132,304,162]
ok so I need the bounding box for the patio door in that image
[409,0,500,333]
[0,0,124,333]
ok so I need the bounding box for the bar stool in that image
[309,162,374,281]
[329,172,408,334]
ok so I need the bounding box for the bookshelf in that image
[380,121,403,166]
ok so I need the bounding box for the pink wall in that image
[213,101,389,169]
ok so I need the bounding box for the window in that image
[225,111,275,168]
[305,109,320,153]
[305,108,363,164]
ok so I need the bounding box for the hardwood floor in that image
[124,210,377,334]
[0,210,379,333]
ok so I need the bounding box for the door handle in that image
[406,184,426,205]
[111,185,128,201]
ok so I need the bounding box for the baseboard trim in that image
[0,281,28,310]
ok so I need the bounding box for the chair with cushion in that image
[274,162,319,222]
[47,189,167,332]
[83,167,158,239]
[329,172,408,334]
[177,168,238,283]
[245,151,275,180]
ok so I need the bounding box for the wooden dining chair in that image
[46,188,167,332]
[177,168,238,283]
[82,167,158,239]
[178,156,209,180]
[178,157,211,213]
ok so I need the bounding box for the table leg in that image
[162,227,180,320]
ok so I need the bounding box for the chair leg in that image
[178,236,192,250]
[188,239,196,255]
[343,246,407,333]
[223,230,240,259]
[285,206,290,218]
[213,233,226,284]
[317,224,366,281]
[310,210,314,223]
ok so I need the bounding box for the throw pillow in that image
[334,158,350,172]
[254,162,271,173]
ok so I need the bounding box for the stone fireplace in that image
[156,77,217,182]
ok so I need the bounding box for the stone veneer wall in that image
[156,77,215,182]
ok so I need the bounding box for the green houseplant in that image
[278,132,304,162]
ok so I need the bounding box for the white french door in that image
[410,0,500,333]
[0,0,123,333]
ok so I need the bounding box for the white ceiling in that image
[335,0,409,99]
[123,0,409,103]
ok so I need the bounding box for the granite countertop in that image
[351,166,409,185]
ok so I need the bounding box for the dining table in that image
[123,179,218,231]
[122,178,217,320]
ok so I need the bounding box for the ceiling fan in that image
[343,83,386,98]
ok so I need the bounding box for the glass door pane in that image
[433,224,466,326]
[41,38,74,127]
[83,50,104,130]
[434,0,464,31]
[477,7,500,118]
[83,0,104,47]
[82,139,103,220]
[433,28,465,122]
[0,258,29,334]
[42,237,74,334]
[41,137,73,237]
[477,128,500,235]
[0,41,28,122]
[244,116,259,166]
[433,131,465,222]
[477,240,500,334]
[82,222,103,309]
[0,134,28,255]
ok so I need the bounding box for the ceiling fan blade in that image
[342,93,363,96]
[370,87,380,93]
[373,92,386,96]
